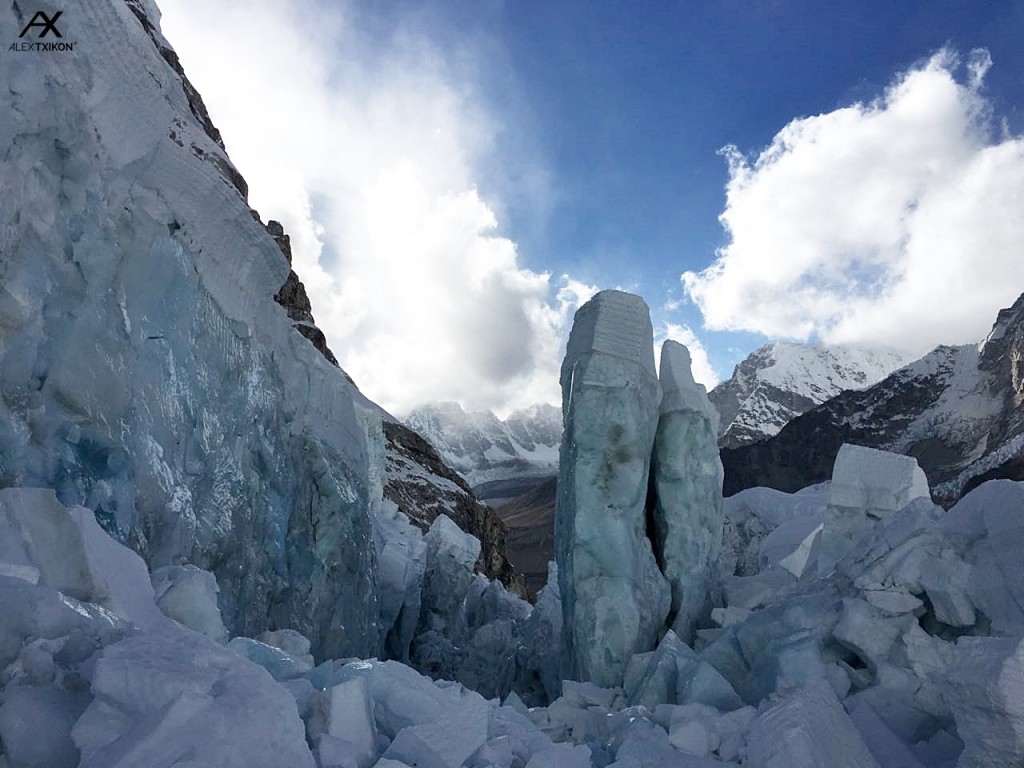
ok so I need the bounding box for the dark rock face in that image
[711,378,817,449]
[383,422,526,598]
[978,292,1024,443]
[708,342,907,449]
[495,476,557,597]
[265,220,342,369]
[723,293,1024,506]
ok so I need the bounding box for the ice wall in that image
[0,1,382,658]
[556,290,670,687]
[651,341,725,642]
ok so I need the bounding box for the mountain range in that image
[708,342,908,448]
[404,402,560,504]
[411,304,1023,590]
[723,291,1024,505]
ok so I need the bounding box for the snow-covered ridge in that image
[709,342,909,448]
[723,292,1024,503]
[404,401,561,495]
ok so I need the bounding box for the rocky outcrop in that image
[496,476,557,597]
[978,291,1024,444]
[383,422,525,597]
[265,219,342,368]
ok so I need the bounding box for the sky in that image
[158,0,1024,418]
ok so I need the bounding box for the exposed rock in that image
[710,342,906,448]
[383,421,525,597]
[265,219,343,369]
[496,476,557,596]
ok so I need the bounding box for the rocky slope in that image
[709,342,907,448]
[404,401,560,503]
[495,476,556,595]
[722,292,1024,505]
[382,421,524,595]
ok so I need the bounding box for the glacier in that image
[2,0,1024,766]
[4,324,1024,768]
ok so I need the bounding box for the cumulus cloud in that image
[655,323,719,390]
[158,0,583,415]
[684,48,1024,356]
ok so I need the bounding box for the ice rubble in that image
[2,360,1024,766]
[819,444,931,574]
[0,489,580,768]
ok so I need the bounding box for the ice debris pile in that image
[5,431,1024,766]
[2,317,1024,768]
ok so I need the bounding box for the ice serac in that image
[819,444,930,573]
[556,290,670,687]
[0,1,380,659]
[652,341,725,642]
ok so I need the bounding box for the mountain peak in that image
[404,402,561,502]
[722,292,1024,504]
[709,342,909,448]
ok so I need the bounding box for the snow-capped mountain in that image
[722,292,1024,504]
[404,402,561,502]
[709,342,909,448]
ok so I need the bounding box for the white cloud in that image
[655,323,719,390]
[683,48,1024,356]
[158,0,579,416]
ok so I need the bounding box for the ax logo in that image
[19,10,63,39]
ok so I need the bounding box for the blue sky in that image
[160,0,1024,416]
